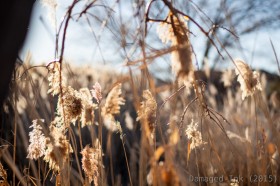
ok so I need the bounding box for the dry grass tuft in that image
[101,83,125,132]
[137,90,157,141]
[81,140,102,185]
[235,59,262,100]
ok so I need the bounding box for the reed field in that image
[0,0,280,185]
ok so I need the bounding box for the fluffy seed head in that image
[81,141,102,185]
[47,62,65,96]
[91,82,102,103]
[79,88,98,127]
[102,84,125,115]
[235,59,262,100]
[44,126,73,172]
[157,13,193,82]
[137,90,157,138]
[57,86,83,126]
[185,119,206,150]
[27,119,47,160]
[0,162,8,182]
[102,84,125,131]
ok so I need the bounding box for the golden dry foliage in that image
[235,59,262,100]
[137,90,157,140]
[101,83,125,131]
[81,140,102,185]
[14,1,280,182]
[157,12,194,83]
[35,60,99,175]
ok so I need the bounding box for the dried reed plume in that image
[101,83,125,131]
[185,119,206,150]
[27,119,47,160]
[91,82,102,104]
[137,90,157,139]
[0,162,9,185]
[44,125,73,172]
[235,59,262,100]
[79,88,98,127]
[81,141,102,185]
[157,12,194,82]
[48,62,89,127]
[47,62,65,96]
[57,86,83,126]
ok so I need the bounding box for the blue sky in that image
[21,0,280,76]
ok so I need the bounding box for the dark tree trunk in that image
[0,0,35,107]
